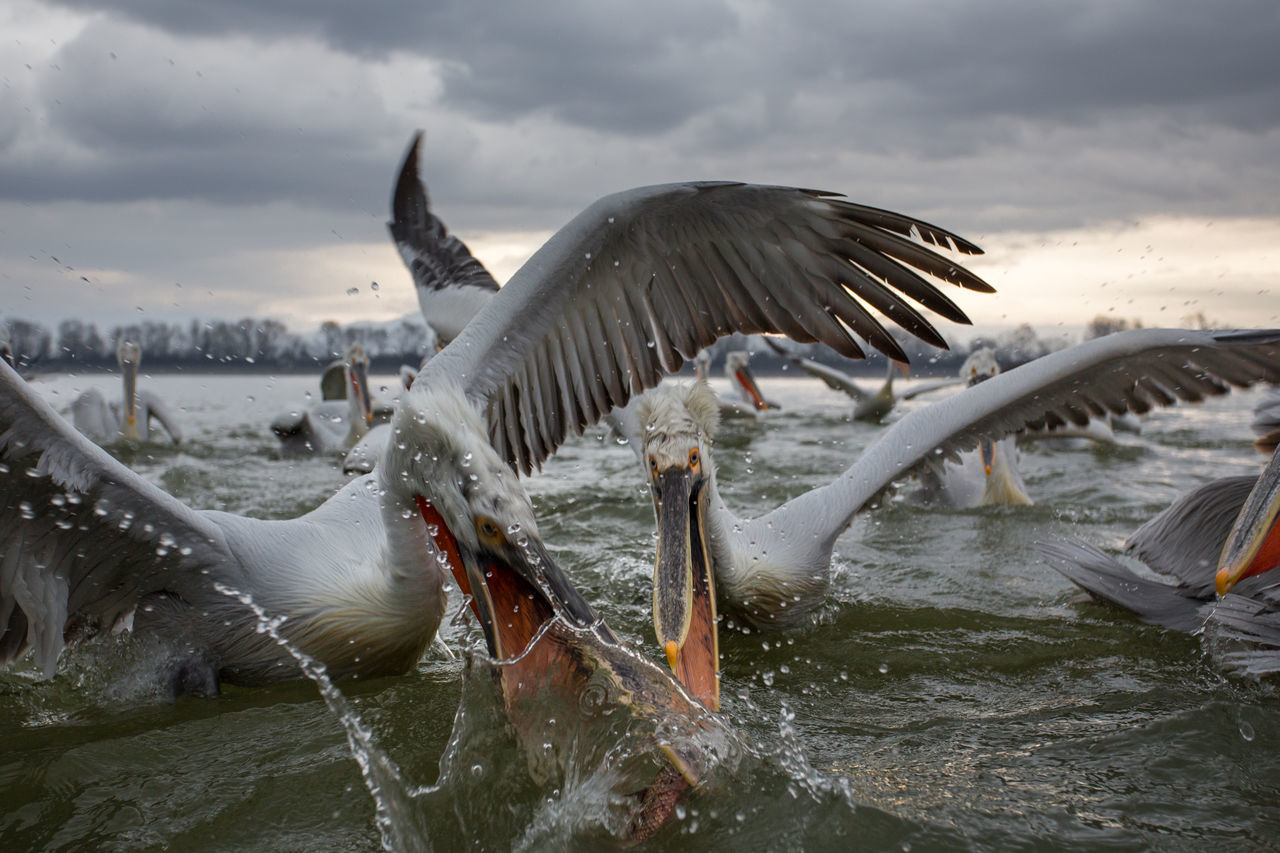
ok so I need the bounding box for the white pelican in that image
[342,363,422,474]
[912,348,1031,507]
[270,343,375,454]
[390,131,499,349]
[1039,444,1280,676]
[1253,386,1280,454]
[2,180,1000,709]
[71,339,183,445]
[692,348,778,418]
[633,329,1280,696]
[764,337,960,422]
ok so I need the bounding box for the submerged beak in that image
[652,466,719,710]
[979,437,995,477]
[734,365,774,411]
[1216,449,1280,596]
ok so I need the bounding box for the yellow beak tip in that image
[664,640,679,670]
[1215,569,1232,597]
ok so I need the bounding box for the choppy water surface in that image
[3,371,1277,851]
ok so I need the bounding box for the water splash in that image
[213,583,431,852]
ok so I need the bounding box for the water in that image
[3,372,1278,850]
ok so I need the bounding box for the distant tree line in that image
[2,315,435,372]
[1,312,1212,376]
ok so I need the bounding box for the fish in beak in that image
[650,456,720,711]
[414,495,720,842]
[1216,448,1280,596]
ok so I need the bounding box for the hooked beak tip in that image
[1216,567,1233,597]
[664,640,679,670]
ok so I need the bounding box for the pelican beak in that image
[734,365,775,411]
[352,360,374,426]
[1216,449,1280,596]
[980,437,995,477]
[652,466,719,710]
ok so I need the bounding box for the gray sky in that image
[2,0,1278,345]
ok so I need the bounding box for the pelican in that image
[912,348,1032,507]
[1039,444,1280,676]
[764,336,960,422]
[633,329,1280,696]
[2,180,1000,709]
[692,348,778,418]
[342,363,421,474]
[71,339,182,445]
[270,343,375,454]
[391,131,499,349]
[1253,386,1280,454]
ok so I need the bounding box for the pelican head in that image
[117,339,142,438]
[637,382,721,709]
[961,348,1002,474]
[725,350,775,411]
[1216,447,1280,596]
[381,384,596,662]
[344,344,375,429]
[694,348,712,381]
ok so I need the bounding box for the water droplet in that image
[878,662,889,674]
[346,287,359,296]
[1240,721,1256,742]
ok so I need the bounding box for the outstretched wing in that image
[0,361,233,676]
[138,390,183,444]
[771,329,1280,545]
[424,181,993,473]
[389,131,500,346]
[762,337,870,401]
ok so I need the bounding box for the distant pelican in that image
[71,339,182,445]
[270,344,375,454]
[1040,444,1280,677]
[631,329,1280,696]
[342,364,421,474]
[764,337,960,422]
[2,180,998,717]
[1253,386,1280,454]
[692,348,778,419]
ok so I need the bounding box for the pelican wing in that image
[138,390,183,444]
[389,132,499,345]
[1036,539,1210,632]
[424,181,991,473]
[1203,581,1280,677]
[0,361,233,676]
[762,338,870,401]
[1125,474,1259,596]
[896,376,964,401]
[767,329,1280,544]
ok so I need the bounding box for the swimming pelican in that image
[692,348,778,418]
[1253,386,1280,454]
[2,179,998,705]
[70,339,183,445]
[1039,444,1280,676]
[391,131,500,349]
[270,343,375,454]
[342,364,421,474]
[764,337,960,422]
[634,329,1280,695]
[911,348,1031,507]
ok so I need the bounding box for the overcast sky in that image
[2,0,1278,348]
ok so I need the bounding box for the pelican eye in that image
[648,455,658,472]
[476,516,504,545]
[689,449,700,469]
